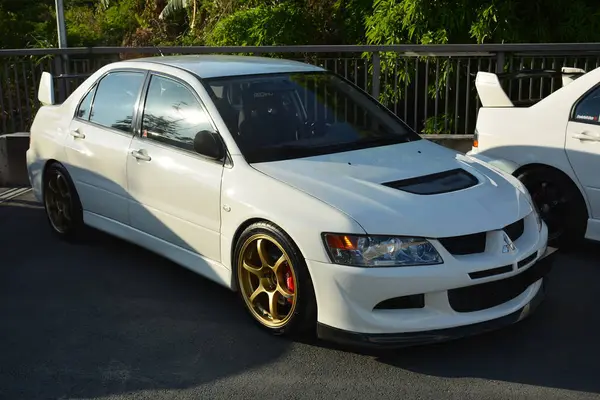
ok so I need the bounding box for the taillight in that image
[473,129,479,148]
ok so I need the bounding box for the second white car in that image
[469,66,600,249]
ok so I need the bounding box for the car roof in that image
[128,55,325,79]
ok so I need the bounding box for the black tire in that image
[233,221,317,337]
[42,162,85,242]
[516,166,588,249]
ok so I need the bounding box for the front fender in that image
[465,151,521,176]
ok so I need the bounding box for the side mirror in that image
[194,130,225,160]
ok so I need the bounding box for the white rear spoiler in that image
[475,72,513,107]
[475,67,587,108]
[561,67,587,86]
[38,71,55,106]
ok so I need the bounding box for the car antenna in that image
[154,45,165,57]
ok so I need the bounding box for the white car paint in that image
[468,67,600,243]
[27,55,551,343]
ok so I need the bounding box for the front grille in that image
[517,252,537,268]
[503,218,525,241]
[448,259,551,312]
[468,264,513,280]
[437,218,525,256]
[438,232,486,255]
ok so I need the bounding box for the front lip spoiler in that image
[316,246,557,349]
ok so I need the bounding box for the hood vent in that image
[382,168,479,195]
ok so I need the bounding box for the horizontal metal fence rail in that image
[2,43,600,135]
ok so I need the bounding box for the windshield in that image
[203,72,421,163]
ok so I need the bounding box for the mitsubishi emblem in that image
[502,232,516,253]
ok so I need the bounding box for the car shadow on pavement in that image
[0,191,291,400]
[308,242,600,394]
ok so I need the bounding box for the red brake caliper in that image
[285,265,295,304]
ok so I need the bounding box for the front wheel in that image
[516,167,588,249]
[234,222,317,337]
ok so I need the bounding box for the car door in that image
[126,73,225,262]
[565,85,600,219]
[65,70,147,224]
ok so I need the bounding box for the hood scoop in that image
[382,168,479,195]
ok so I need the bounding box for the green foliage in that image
[65,6,105,46]
[6,0,600,134]
[159,0,191,19]
[7,0,600,50]
[206,3,314,46]
[0,0,56,48]
[422,114,455,135]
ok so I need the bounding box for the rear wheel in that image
[43,162,85,241]
[234,222,317,337]
[516,167,587,249]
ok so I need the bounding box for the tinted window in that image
[574,86,600,123]
[76,87,95,120]
[89,71,145,133]
[141,75,214,152]
[204,72,420,163]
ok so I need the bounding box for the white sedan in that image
[27,55,554,347]
[469,67,599,249]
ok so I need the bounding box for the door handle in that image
[131,149,151,162]
[70,129,85,139]
[572,132,600,142]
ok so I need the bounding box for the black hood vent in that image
[382,168,479,195]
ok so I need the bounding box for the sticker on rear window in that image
[575,114,598,121]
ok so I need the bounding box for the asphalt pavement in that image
[1,189,599,400]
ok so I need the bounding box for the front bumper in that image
[315,246,556,348]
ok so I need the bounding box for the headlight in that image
[323,233,443,267]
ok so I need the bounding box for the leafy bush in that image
[206,2,314,46]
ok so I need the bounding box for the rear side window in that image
[573,86,600,124]
[76,87,95,120]
[141,75,214,152]
[89,71,145,133]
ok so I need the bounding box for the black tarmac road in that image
[1,190,599,400]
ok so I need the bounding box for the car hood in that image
[251,140,533,238]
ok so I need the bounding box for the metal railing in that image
[2,43,600,135]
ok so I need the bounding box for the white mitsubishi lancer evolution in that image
[26,55,555,347]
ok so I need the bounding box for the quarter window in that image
[141,75,214,152]
[76,86,95,120]
[89,71,145,133]
[573,86,600,124]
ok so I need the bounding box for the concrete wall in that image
[0,133,30,187]
[0,133,474,187]
[423,134,474,154]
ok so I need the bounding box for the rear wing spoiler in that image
[37,71,93,106]
[475,67,586,107]
[38,72,55,106]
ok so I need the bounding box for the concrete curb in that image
[0,186,32,204]
[0,132,30,187]
[420,134,474,153]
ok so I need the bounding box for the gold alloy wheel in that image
[237,234,298,328]
[44,169,72,234]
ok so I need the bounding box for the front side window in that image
[141,75,214,153]
[573,86,600,124]
[89,71,145,133]
[204,72,420,163]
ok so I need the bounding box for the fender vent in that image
[382,168,479,195]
